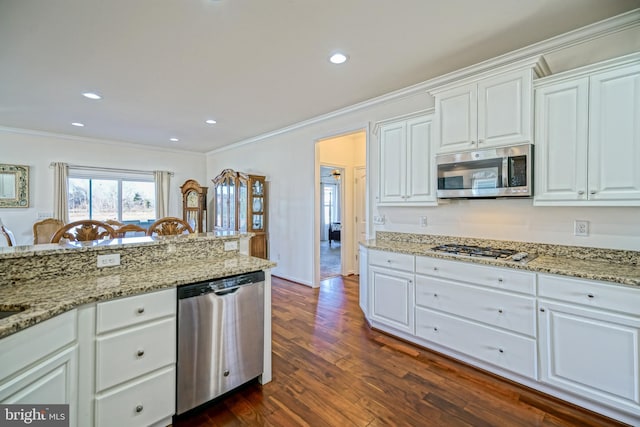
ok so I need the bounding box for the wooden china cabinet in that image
[180,179,208,233]
[212,169,268,259]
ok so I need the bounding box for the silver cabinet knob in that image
[433,293,438,298]
[590,190,596,195]
[223,370,230,377]
[577,190,585,195]
[137,349,145,357]
[497,278,503,283]
[135,405,143,413]
[587,293,594,299]
[498,309,503,314]
[433,327,438,332]
[433,267,438,271]
[137,307,145,314]
[498,348,504,354]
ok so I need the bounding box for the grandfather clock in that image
[180,179,208,233]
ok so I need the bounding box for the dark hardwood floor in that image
[173,275,627,427]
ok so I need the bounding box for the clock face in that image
[186,190,199,208]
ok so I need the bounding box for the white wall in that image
[0,130,206,245]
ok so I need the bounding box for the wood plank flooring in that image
[173,275,628,427]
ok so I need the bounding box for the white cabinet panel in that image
[359,246,369,316]
[538,300,640,416]
[415,275,536,337]
[535,56,640,206]
[96,318,176,392]
[416,307,536,379]
[96,288,176,333]
[377,114,435,205]
[415,255,536,295]
[434,68,533,153]
[588,63,640,201]
[95,366,175,427]
[370,266,414,334]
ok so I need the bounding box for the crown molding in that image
[207,8,639,155]
[0,125,202,155]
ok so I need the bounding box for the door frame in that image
[313,125,369,288]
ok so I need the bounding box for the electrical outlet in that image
[97,254,120,268]
[224,240,238,251]
[419,216,428,227]
[574,220,589,237]
[373,215,385,225]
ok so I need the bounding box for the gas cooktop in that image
[430,244,533,262]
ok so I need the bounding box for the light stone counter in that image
[0,232,276,339]
[362,232,639,287]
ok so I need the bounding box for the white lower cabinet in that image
[538,275,640,419]
[92,288,177,427]
[369,266,414,334]
[415,307,537,379]
[0,310,78,427]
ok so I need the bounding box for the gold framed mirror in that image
[0,164,29,208]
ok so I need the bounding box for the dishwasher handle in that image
[212,286,240,296]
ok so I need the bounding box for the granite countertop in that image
[0,254,276,339]
[362,239,640,287]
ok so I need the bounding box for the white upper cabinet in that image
[534,53,640,206]
[433,68,534,153]
[377,113,436,205]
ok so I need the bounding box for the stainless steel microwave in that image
[436,144,532,198]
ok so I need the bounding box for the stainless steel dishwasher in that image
[176,270,265,415]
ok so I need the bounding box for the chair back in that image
[113,224,147,238]
[104,219,125,228]
[1,225,16,247]
[50,220,116,243]
[33,218,65,244]
[146,217,194,236]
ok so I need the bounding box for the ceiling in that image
[0,1,638,153]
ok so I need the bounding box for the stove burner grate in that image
[431,244,518,260]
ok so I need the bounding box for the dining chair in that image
[146,217,194,236]
[113,224,148,238]
[104,219,125,228]
[1,225,16,247]
[33,218,65,244]
[50,220,116,243]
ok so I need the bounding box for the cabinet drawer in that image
[539,275,640,316]
[416,256,535,295]
[369,250,414,272]
[415,307,536,379]
[96,288,176,334]
[95,366,175,427]
[96,318,176,392]
[415,276,536,337]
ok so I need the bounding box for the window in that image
[68,171,156,226]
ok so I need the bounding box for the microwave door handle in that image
[501,158,508,188]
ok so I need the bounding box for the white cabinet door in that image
[435,83,477,153]
[378,115,435,205]
[588,64,640,202]
[534,77,590,202]
[406,116,434,202]
[369,266,414,334]
[538,300,640,416]
[378,122,406,203]
[477,69,532,148]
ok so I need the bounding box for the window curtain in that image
[154,170,171,219]
[52,162,69,223]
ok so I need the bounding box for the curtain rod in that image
[49,162,174,176]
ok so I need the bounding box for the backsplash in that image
[375,231,640,265]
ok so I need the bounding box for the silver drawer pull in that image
[137,307,145,314]
[223,370,230,377]
[137,349,145,357]
[433,267,438,271]
[433,293,438,298]
[498,309,503,314]
[497,278,503,283]
[498,348,504,354]
[577,190,585,195]
[587,293,594,299]
[135,405,143,413]
[433,327,438,332]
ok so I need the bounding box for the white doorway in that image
[314,128,367,287]
[320,166,343,280]
[354,166,366,274]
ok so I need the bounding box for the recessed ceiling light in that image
[170,137,179,142]
[82,92,102,100]
[205,119,217,125]
[329,52,348,64]
[71,122,85,127]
